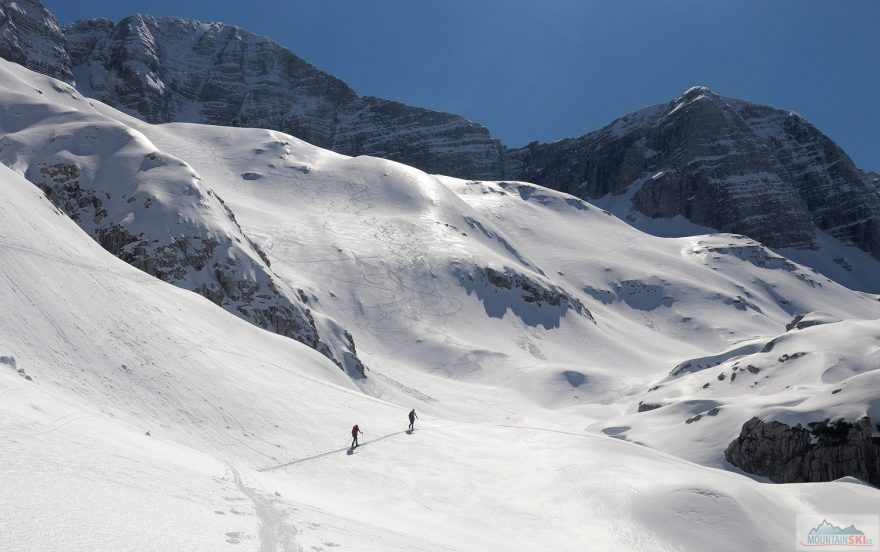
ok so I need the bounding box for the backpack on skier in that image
[350,424,362,448]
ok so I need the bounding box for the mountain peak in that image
[682,85,715,96]
[674,85,721,106]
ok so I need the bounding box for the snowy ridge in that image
[0,58,362,373]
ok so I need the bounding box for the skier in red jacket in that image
[350,424,363,449]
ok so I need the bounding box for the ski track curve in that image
[230,464,301,552]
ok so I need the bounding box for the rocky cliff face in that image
[725,417,880,486]
[62,15,504,179]
[510,87,880,259]
[0,0,70,82]
[729,98,880,257]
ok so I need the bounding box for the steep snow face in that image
[139,130,612,410]
[3,162,880,551]
[62,14,505,179]
[0,0,71,82]
[0,58,362,373]
[0,160,385,549]
[511,87,880,290]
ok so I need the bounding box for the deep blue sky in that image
[45,0,879,171]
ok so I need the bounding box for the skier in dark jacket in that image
[408,409,418,432]
[350,424,363,449]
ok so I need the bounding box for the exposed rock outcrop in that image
[724,417,880,486]
[785,312,838,332]
[637,402,663,413]
[454,264,591,329]
[483,267,589,316]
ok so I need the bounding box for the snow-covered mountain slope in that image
[125,115,880,394]
[0,58,363,373]
[4,50,880,479]
[513,86,880,290]
[99,100,880,491]
[3,160,880,551]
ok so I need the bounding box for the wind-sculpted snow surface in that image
[0,59,362,373]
